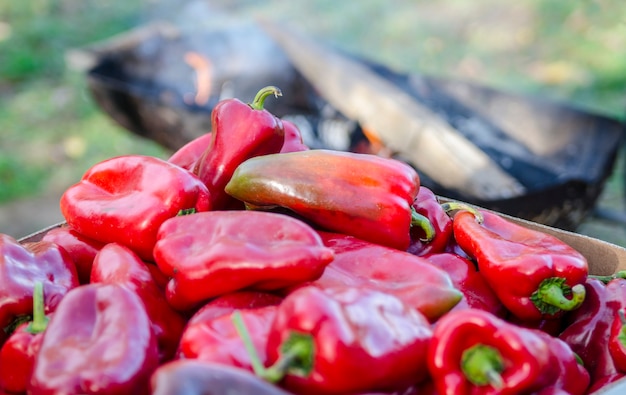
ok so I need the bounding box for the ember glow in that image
[184,51,213,106]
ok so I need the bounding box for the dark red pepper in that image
[427,308,590,395]
[153,210,334,311]
[90,243,188,363]
[407,187,452,256]
[29,283,159,395]
[60,154,211,261]
[241,286,433,395]
[0,282,48,393]
[279,119,309,153]
[300,231,462,322]
[168,132,213,170]
[424,252,506,318]
[192,86,285,210]
[225,149,432,251]
[0,235,78,344]
[448,206,588,321]
[41,224,105,285]
[609,309,626,373]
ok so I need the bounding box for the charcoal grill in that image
[71,21,625,231]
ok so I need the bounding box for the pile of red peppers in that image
[0,86,622,394]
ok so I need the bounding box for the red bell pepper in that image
[240,286,433,395]
[29,283,159,395]
[0,282,48,393]
[225,149,429,251]
[153,210,334,311]
[90,243,188,363]
[168,132,213,170]
[427,308,590,395]
[151,360,293,395]
[41,224,105,285]
[60,154,211,261]
[280,119,309,153]
[559,278,626,384]
[609,309,626,373]
[407,187,452,256]
[448,207,588,321]
[424,252,506,318]
[299,231,462,321]
[0,235,78,344]
[192,86,285,210]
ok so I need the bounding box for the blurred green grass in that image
[1,0,626,241]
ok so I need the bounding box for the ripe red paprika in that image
[448,207,588,321]
[168,132,213,170]
[407,186,452,256]
[428,308,590,395]
[29,283,159,395]
[225,149,427,251]
[60,154,211,261]
[280,119,309,153]
[90,243,188,363]
[153,211,334,311]
[192,86,285,210]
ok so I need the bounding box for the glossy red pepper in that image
[407,187,452,256]
[193,86,285,210]
[0,235,78,344]
[41,224,105,284]
[428,308,590,395]
[153,211,334,311]
[90,243,188,363]
[424,252,506,318]
[299,231,462,321]
[245,286,433,395]
[168,132,213,170]
[0,282,48,393]
[609,309,626,373]
[449,207,588,321]
[29,283,159,395]
[151,360,293,395]
[60,154,211,261]
[279,119,309,153]
[559,278,626,384]
[225,149,430,251]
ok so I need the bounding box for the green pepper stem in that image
[440,202,484,224]
[530,277,586,315]
[261,334,313,383]
[232,311,267,378]
[26,281,48,334]
[461,344,505,389]
[617,309,626,349]
[588,271,626,284]
[250,86,282,111]
[411,208,436,242]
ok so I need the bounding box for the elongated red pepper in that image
[90,243,188,363]
[428,308,590,395]
[0,282,48,393]
[0,235,78,345]
[407,187,452,256]
[449,207,588,321]
[559,278,626,384]
[242,286,433,395]
[225,149,426,251]
[168,132,213,170]
[610,309,626,373]
[153,211,334,311]
[193,86,285,210]
[29,283,159,395]
[151,360,293,395]
[280,119,309,153]
[424,252,506,318]
[41,224,105,285]
[60,154,211,261]
[299,231,462,321]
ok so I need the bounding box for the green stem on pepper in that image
[26,281,48,334]
[617,309,626,348]
[530,277,586,315]
[588,270,626,284]
[440,202,484,224]
[411,208,436,242]
[461,344,504,389]
[249,86,282,111]
[231,310,267,377]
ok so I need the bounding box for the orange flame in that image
[184,52,212,106]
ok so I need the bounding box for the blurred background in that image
[1,0,626,243]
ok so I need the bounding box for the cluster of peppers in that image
[0,86,620,394]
